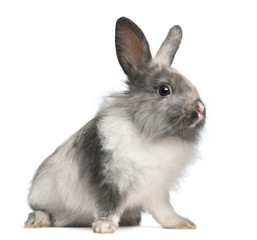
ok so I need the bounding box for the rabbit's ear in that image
[115,17,152,76]
[154,25,182,66]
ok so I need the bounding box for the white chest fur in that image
[98,114,197,205]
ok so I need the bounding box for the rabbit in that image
[24,17,206,233]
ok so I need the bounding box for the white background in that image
[1,0,257,239]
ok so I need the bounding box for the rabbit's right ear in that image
[115,17,152,77]
[154,25,182,66]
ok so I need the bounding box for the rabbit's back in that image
[28,120,99,226]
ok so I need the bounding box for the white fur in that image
[28,135,96,226]
[98,111,198,211]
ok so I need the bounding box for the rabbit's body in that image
[25,17,206,233]
[28,91,197,227]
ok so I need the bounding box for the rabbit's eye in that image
[158,84,172,96]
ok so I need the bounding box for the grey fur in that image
[100,65,205,142]
[72,118,126,218]
[25,17,205,231]
[119,208,142,226]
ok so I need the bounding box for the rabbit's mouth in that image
[174,113,205,141]
[186,100,206,129]
[189,111,204,128]
[174,124,205,142]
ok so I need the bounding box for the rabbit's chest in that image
[99,115,197,194]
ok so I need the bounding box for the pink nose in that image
[196,102,205,115]
[197,108,203,115]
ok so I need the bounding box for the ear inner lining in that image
[123,27,143,72]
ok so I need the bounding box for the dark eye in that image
[158,84,172,96]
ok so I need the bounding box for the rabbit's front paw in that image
[92,220,116,233]
[173,217,196,229]
[164,215,196,229]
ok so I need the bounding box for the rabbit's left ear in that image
[115,17,152,77]
[154,25,182,66]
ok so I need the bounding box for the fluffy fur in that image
[25,17,206,233]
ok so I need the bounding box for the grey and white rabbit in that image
[25,17,206,233]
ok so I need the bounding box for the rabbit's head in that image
[115,17,206,142]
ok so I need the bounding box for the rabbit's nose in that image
[196,101,205,115]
